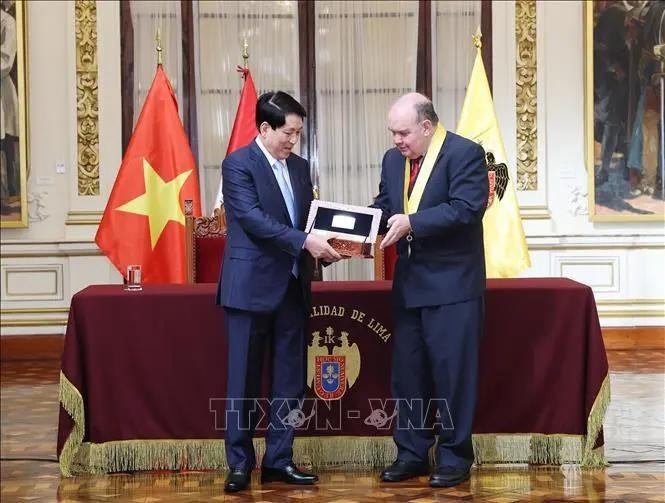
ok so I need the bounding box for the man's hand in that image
[304,234,343,262]
[380,214,411,249]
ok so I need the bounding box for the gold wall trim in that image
[527,243,664,251]
[1,307,70,315]
[75,0,100,196]
[4,267,61,297]
[1,240,93,245]
[524,205,549,210]
[1,318,69,328]
[1,251,103,258]
[520,205,550,219]
[598,310,665,318]
[68,210,103,216]
[521,211,551,220]
[598,299,665,306]
[64,219,101,226]
[515,0,537,191]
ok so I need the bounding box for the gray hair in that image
[415,99,439,126]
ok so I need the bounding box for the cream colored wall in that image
[493,0,665,326]
[0,0,663,335]
[1,1,121,334]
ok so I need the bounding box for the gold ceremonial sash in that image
[403,124,447,214]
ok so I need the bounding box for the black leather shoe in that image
[380,460,429,482]
[224,468,251,492]
[261,463,318,485]
[429,466,470,487]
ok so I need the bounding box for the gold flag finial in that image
[242,39,249,69]
[473,26,482,49]
[156,29,163,66]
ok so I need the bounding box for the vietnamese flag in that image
[213,66,258,208]
[95,65,201,284]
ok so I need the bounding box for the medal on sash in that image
[402,124,447,257]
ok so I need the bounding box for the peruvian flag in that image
[213,66,258,207]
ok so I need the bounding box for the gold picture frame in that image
[1,0,28,228]
[585,0,664,222]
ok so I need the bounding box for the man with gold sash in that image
[373,93,488,488]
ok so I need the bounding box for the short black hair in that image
[255,91,306,130]
[415,99,439,126]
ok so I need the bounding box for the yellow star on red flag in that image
[116,158,192,249]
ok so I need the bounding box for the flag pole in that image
[242,39,249,70]
[213,41,254,213]
[156,29,163,66]
[473,26,482,50]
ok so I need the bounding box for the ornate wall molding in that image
[27,191,50,222]
[567,184,589,217]
[515,0,537,191]
[75,0,99,195]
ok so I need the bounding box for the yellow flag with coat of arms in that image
[456,38,531,278]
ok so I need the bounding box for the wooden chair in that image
[373,236,398,280]
[184,200,227,283]
[183,201,395,282]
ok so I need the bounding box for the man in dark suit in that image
[217,91,342,493]
[373,93,488,488]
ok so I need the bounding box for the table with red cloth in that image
[57,278,610,476]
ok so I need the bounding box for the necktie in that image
[274,160,299,277]
[408,157,422,196]
[274,160,296,226]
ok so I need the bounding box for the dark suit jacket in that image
[216,140,314,312]
[373,131,488,308]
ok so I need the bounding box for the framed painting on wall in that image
[585,0,664,221]
[1,0,28,228]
